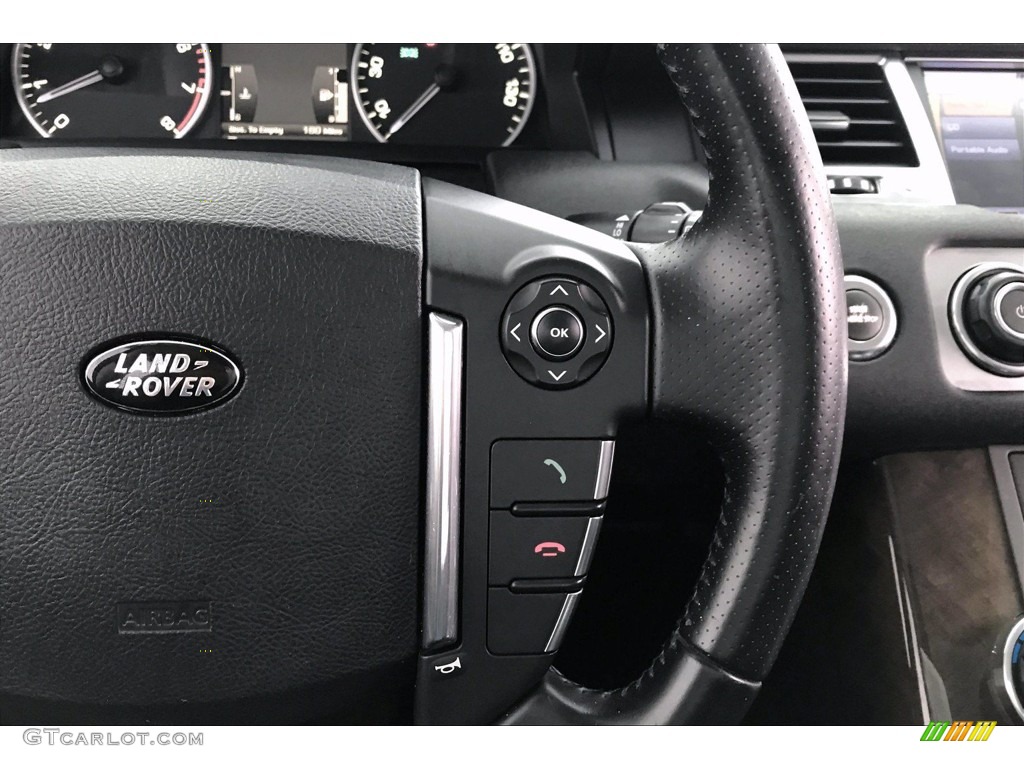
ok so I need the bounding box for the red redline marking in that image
[176,76,206,132]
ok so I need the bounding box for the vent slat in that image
[802,97,890,105]
[787,58,918,166]
[794,77,884,85]
[817,141,907,149]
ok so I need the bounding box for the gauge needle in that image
[384,83,441,141]
[36,70,105,104]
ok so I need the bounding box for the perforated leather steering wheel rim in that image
[501,42,847,725]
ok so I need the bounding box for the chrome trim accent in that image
[681,210,702,237]
[949,262,1024,378]
[785,52,884,65]
[926,250,1024,392]
[423,313,464,650]
[888,535,913,668]
[544,590,582,653]
[845,275,898,361]
[904,575,931,724]
[808,110,851,133]
[879,58,954,203]
[909,57,1024,67]
[573,516,604,577]
[593,440,615,500]
[1003,616,1024,721]
[993,281,1024,342]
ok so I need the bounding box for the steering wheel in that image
[0,43,845,725]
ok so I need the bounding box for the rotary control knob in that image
[965,271,1024,362]
[951,264,1024,377]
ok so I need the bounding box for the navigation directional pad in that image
[500,277,613,389]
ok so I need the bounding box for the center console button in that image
[845,289,884,341]
[844,275,897,360]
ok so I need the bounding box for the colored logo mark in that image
[920,721,996,742]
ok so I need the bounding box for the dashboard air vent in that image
[787,57,919,167]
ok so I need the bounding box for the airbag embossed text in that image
[117,601,213,634]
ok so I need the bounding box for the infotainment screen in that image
[220,44,350,140]
[924,69,1024,212]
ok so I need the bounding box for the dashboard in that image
[0,43,705,190]
[0,43,597,156]
[2,41,1024,729]
[2,43,1022,212]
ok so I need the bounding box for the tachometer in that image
[351,43,536,146]
[12,43,213,139]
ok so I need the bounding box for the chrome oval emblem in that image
[83,339,242,415]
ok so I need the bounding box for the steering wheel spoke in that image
[415,180,649,723]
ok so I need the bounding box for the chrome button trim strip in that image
[593,440,616,501]
[545,591,582,654]
[574,516,604,578]
[423,313,464,649]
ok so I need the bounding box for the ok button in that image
[530,306,585,360]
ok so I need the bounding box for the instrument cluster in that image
[5,43,540,148]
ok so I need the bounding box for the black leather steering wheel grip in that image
[503,43,846,724]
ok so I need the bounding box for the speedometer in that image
[12,43,212,139]
[351,43,536,146]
